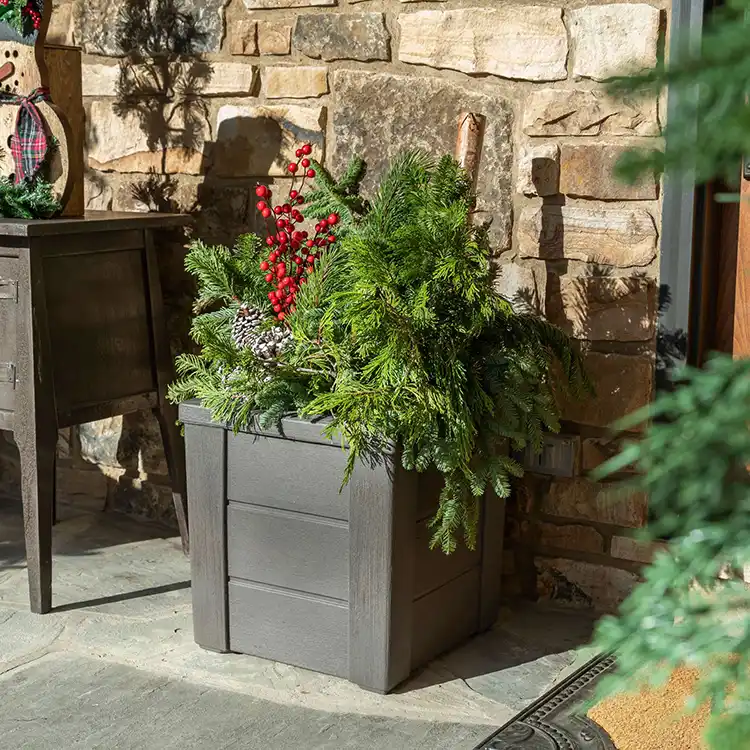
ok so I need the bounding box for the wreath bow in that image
[0,87,50,183]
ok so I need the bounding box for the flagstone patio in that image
[0,489,599,749]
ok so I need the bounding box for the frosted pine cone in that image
[250,326,294,362]
[232,305,264,349]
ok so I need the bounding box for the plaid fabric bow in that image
[0,87,51,183]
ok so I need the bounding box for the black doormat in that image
[473,653,618,749]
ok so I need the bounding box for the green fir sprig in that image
[0,176,61,219]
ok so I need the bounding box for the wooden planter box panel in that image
[180,400,505,693]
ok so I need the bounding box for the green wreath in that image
[0,0,42,37]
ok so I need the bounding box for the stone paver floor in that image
[0,491,599,749]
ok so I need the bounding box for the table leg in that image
[16,242,59,614]
[17,421,57,613]
[154,404,189,555]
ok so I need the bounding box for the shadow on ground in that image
[0,490,188,613]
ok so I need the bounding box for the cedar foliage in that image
[168,151,588,551]
[592,358,750,747]
[610,0,750,188]
[589,1,750,745]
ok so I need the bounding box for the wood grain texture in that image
[184,420,228,651]
[410,567,481,668]
[14,237,58,613]
[44,248,155,415]
[412,517,480,600]
[0,257,19,413]
[714,195,739,354]
[44,45,84,217]
[229,580,349,678]
[226,431,350,521]
[733,175,750,357]
[348,455,417,693]
[227,502,349,601]
[479,492,505,631]
[145,229,188,554]
[0,212,188,237]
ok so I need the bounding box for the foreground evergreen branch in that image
[591,356,750,748]
[0,176,61,219]
[610,0,750,187]
[169,151,588,551]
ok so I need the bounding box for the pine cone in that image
[232,305,265,349]
[231,303,294,363]
[250,326,294,362]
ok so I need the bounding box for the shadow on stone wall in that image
[72,0,289,528]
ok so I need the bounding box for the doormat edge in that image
[473,652,617,749]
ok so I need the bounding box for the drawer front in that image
[227,502,349,601]
[0,258,19,413]
[229,580,349,678]
[227,431,350,520]
[44,248,155,414]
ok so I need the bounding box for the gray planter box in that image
[179,400,505,693]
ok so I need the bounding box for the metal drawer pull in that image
[0,362,16,386]
[0,279,18,301]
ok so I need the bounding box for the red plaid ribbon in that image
[0,87,51,183]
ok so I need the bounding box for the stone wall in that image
[24,0,665,610]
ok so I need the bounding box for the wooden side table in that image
[0,211,190,614]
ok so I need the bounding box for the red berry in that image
[328,235,336,243]
[260,261,269,271]
[268,292,276,301]
[265,273,273,282]
[302,144,312,155]
[255,185,268,198]
[295,149,303,158]
[273,206,282,215]
[301,158,310,168]
[307,255,315,264]
[306,240,314,248]
[275,290,283,299]
[277,231,288,243]
[328,213,339,225]
[281,204,290,214]
[293,256,302,265]
[306,169,316,178]
[276,219,285,229]
[256,201,267,212]
[288,163,298,174]
[273,304,281,313]
[262,208,271,218]
[278,312,286,321]
[276,263,287,277]
[266,237,275,247]
[296,196,304,204]
[290,190,298,199]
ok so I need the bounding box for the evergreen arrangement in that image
[0,175,60,219]
[168,148,588,551]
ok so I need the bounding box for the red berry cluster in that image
[255,143,339,323]
[22,0,41,29]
